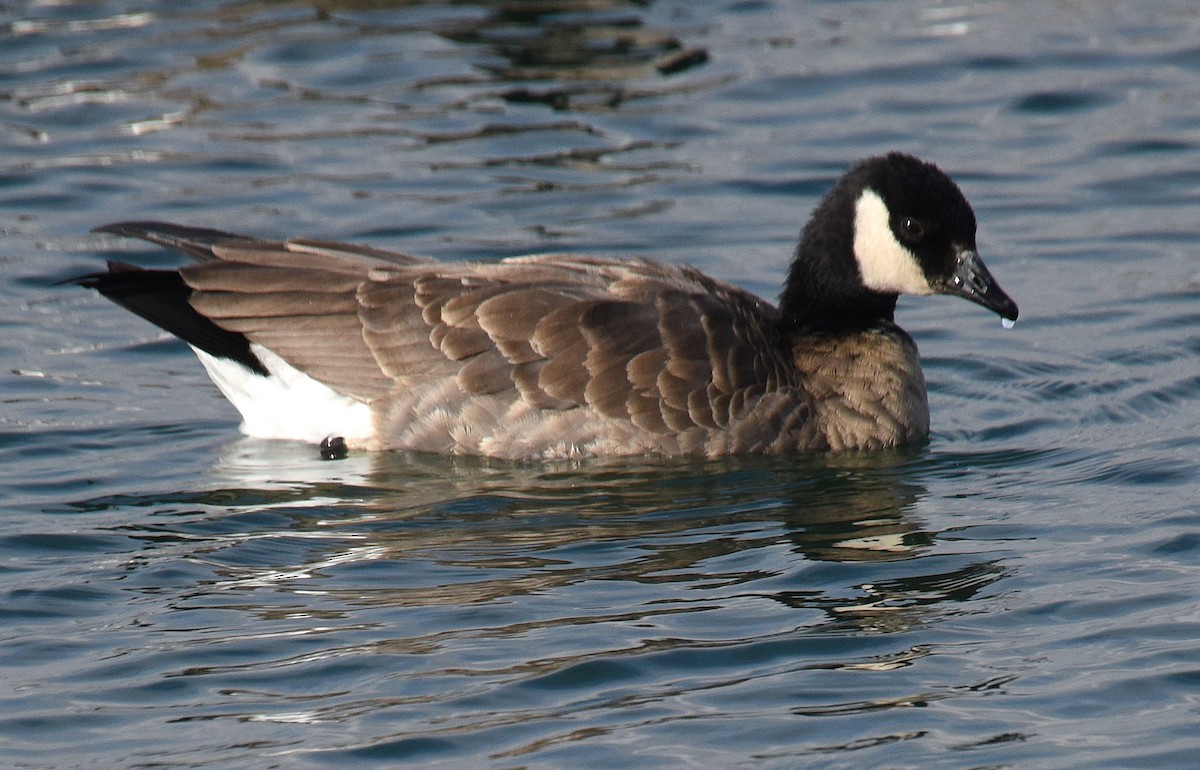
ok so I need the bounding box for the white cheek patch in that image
[853,189,934,296]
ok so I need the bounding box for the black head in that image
[779,152,1018,332]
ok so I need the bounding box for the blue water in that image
[3,1,1200,767]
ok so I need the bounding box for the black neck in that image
[780,291,897,334]
[778,235,898,334]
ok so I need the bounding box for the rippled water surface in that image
[3,1,1200,767]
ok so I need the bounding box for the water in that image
[3,1,1200,767]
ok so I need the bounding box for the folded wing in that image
[88,222,797,444]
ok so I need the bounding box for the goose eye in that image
[897,217,926,241]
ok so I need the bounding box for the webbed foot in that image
[320,435,348,461]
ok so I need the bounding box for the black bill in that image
[937,247,1019,322]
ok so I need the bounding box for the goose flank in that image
[74,152,1019,459]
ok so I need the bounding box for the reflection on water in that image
[43,438,1013,765]
[207,437,931,563]
[63,438,1002,643]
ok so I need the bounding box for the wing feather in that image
[96,221,795,452]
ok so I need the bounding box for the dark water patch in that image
[434,138,681,172]
[723,58,963,109]
[1010,89,1114,114]
[1162,44,1200,70]
[1151,532,1200,556]
[1103,347,1187,366]
[0,530,128,555]
[1097,137,1196,156]
[521,657,642,692]
[922,447,1075,475]
[963,54,1026,71]
[1012,445,1199,489]
[720,175,836,199]
[785,560,1008,620]
[1084,455,1196,486]
[1092,380,1200,425]
[922,355,1032,385]
[1087,166,1200,206]
[955,417,1067,444]
[1038,46,1127,69]
[1021,373,1132,402]
[917,445,1189,500]
[338,736,460,762]
[1,582,122,621]
[0,190,80,209]
[54,485,350,515]
[1132,300,1200,332]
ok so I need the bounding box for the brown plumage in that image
[74,153,1018,459]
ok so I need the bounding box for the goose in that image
[75,152,1018,460]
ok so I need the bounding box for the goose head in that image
[780,152,1018,332]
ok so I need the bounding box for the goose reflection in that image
[200,438,932,570]
[69,437,1013,651]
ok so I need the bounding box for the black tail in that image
[72,261,268,376]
